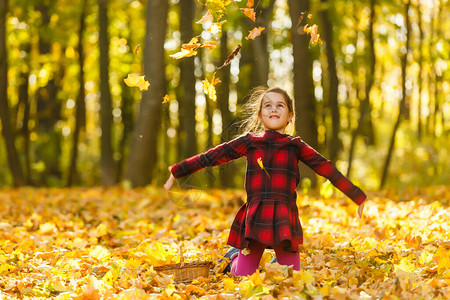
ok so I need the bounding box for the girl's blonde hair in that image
[237,86,296,135]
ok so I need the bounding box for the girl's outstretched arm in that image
[294,137,367,206]
[169,133,250,179]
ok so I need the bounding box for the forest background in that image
[0,0,449,298]
[0,0,448,190]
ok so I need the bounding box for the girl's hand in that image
[164,166,175,191]
[358,202,365,218]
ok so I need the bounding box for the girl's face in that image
[258,92,293,134]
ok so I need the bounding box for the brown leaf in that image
[134,44,140,55]
[297,11,307,27]
[217,45,241,69]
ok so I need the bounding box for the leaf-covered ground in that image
[0,186,449,299]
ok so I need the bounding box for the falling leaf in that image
[297,11,307,27]
[201,41,217,49]
[217,44,241,69]
[134,44,140,55]
[208,21,227,35]
[182,37,200,50]
[202,72,221,101]
[196,10,214,24]
[162,95,170,104]
[246,0,254,8]
[170,37,200,59]
[170,48,198,59]
[124,74,150,91]
[245,26,265,40]
[170,37,217,59]
[257,157,270,179]
[303,24,322,45]
[205,0,229,20]
[240,8,256,22]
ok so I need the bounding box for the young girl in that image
[164,87,366,276]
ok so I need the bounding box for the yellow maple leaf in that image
[394,256,416,273]
[202,72,221,101]
[249,270,264,286]
[257,157,270,179]
[223,278,235,292]
[162,95,170,104]
[102,263,120,286]
[124,74,150,91]
[302,270,315,284]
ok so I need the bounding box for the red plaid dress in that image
[170,129,366,252]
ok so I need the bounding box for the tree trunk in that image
[117,9,136,183]
[17,42,31,184]
[0,0,24,186]
[319,0,340,162]
[217,32,235,188]
[205,81,215,188]
[380,0,411,189]
[288,0,318,187]
[125,0,168,187]
[249,0,275,87]
[68,0,87,187]
[99,0,116,186]
[117,79,134,182]
[35,3,62,185]
[178,0,197,160]
[433,0,443,138]
[416,3,424,141]
[347,0,376,179]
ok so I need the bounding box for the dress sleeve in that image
[293,137,366,205]
[170,133,250,179]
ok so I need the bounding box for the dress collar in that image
[264,129,289,139]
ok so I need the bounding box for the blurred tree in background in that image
[0,0,448,190]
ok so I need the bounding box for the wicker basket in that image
[154,246,212,283]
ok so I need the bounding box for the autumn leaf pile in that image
[0,186,449,299]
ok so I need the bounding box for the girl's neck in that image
[265,128,286,134]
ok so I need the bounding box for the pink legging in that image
[230,240,301,276]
